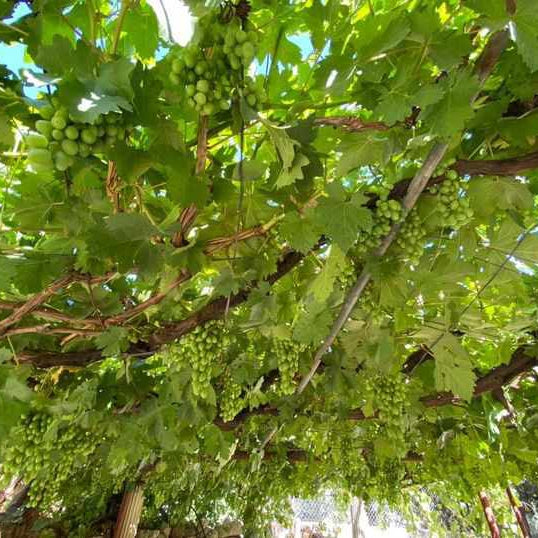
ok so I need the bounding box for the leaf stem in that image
[111,0,130,55]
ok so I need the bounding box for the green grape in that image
[337,260,357,290]
[176,321,235,399]
[51,114,67,130]
[39,105,55,120]
[35,119,53,137]
[355,197,402,255]
[274,339,305,395]
[429,172,474,228]
[80,128,97,145]
[29,99,132,172]
[220,377,245,422]
[363,373,409,447]
[1,413,100,511]
[396,209,426,265]
[64,125,79,140]
[167,12,262,116]
[61,139,79,156]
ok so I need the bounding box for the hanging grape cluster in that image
[355,198,403,255]
[363,373,409,445]
[168,13,266,115]
[396,209,427,265]
[1,413,98,508]
[26,99,130,173]
[429,169,473,228]
[177,321,234,399]
[274,339,305,395]
[337,260,358,290]
[220,376,245,422]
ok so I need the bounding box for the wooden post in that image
[479,490,501,538]
[113,484,145,538]
[506,486,531,538]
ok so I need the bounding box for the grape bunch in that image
[337,260,358,290]
[26,99,130,173]
[396,209,426,265]
[274,339,305,395]
[168,13,266,115]
[177,321,234,399]
[363,373,408,444]
[355,198,403,255]
[220,377,245,422]
[429,169,473,228]
[1,413,98,509]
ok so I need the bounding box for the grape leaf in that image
[434,334,476,401]
[335,132,391,177]
[421,70,479,137]
[513,0,538,71]
[309,245,346,302]
[95,327,130,357]
[106,213,158,241]
[310,183,372,252]
[280,212,320,254]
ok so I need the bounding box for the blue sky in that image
[1,3,38,96]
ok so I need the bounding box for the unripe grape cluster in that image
[274,339,305,395]
[1,413,98,509]
[177,321,234,399]
[26,100,130,173]
[220,377,245,422]
[429,169,473,228]
[356,198,403,255]
[168,14,266,115]
[337,260,358,290]
[396,209,426,265]
[363,373,408,444]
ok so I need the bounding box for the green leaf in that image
[59,79,132,124]
[310,184,372,252]
[276,153,310,189]
[293,300,333,344]
[123,2,160,60]
[233,160,267,181]
[280,212,320,254]
[335,133,390,177]
[95,58,135,101]
[434,334,477,401]
[263,119,298,169]
[0,112,14,148]
[109,145,153,183]
[106,213,158,241]
[95,327,130,357]
[309,245,346,302]
[2,376,33,401]
[513,0,538,71]
[421,70,480,138]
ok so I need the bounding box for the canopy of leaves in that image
[1,0,538,536]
